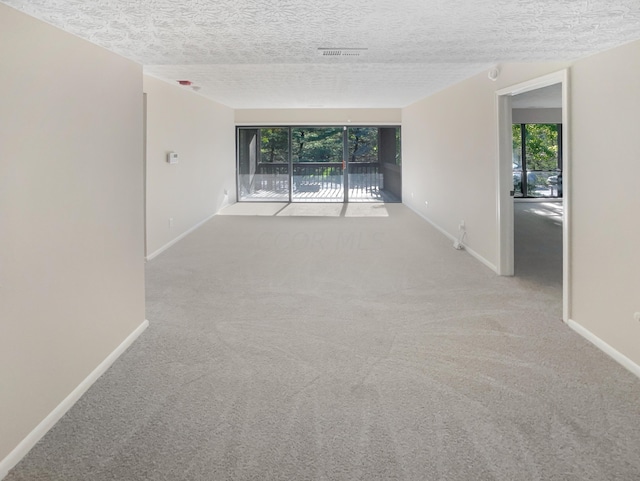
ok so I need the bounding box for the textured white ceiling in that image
[4,0,640,108]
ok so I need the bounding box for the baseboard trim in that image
[405,203,498,273]
[146,212,216,261]
[567,318,640,380]
[0,319,149,480]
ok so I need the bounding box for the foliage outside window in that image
[259,127,401,165]
[260,128,288,163]
[512,123,562,198]
[513,124,559,170]
[291,128,343,163]
[348,127,378,163]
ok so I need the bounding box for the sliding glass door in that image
[292,127,344,202]
[237,128,290,201]
[237,126,401,203]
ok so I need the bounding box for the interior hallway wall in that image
[512,108,562,124]
[570,39,640,366]
[402,44,640,367]
[401,62,568,270]
[0,3,145,464]
[144,76,235,258]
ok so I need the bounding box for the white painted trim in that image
[496,70,567,97]
[495,93,514,276]
[0,320,149,480]
[405,203,498,273]
[567,319,640,380]
[146,211,216,261]
[560,71,571,323]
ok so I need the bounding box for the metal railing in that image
[293,163,343,192]
[244,162,384,198]
[348,162,383,193]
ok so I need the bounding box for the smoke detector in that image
[317,48,368,57]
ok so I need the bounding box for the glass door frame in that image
[291,126,345,203]
[236,124,401,203]
[342,126,349,203]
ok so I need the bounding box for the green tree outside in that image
[513,124,559,170]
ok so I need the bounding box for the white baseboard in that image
[146,212,217,261]
[0,319,149,480]
[405,203,498,273]
[567,318,640,380]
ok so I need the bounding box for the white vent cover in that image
[317,48,368,57]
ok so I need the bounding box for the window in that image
[237,126,402,203]
[512,123,562,198]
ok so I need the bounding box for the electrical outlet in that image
[424,201,428,207]
[459,220,465,230]
[634,312,640,322]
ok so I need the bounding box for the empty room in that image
[1,1,640,480]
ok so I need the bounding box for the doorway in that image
[496,70,570,321]
[236,126,402,203]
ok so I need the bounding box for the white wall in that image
[402,47,640,367]
[570,39,640,366]
[0,3,145,466]
[235,108,401,125]
[144,76,235,258]
[401,62,568,269]
[512,108,562,124]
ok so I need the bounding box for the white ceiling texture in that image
[4,0,640,108]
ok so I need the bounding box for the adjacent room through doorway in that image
[511,83,564,315]
[497,70,569,321]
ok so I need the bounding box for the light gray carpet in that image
[7,203,640,480]
[514,200,563,290]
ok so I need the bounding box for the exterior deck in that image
[239,162,401,203]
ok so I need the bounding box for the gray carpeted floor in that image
[6,203,640,480]
[514,200,563,290]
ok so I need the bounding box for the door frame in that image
[495,69,570,322]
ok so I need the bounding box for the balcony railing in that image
[239,162,395,202]
[255,162,382,191]
[293,162,342,192]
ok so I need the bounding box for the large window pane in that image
[381,127,402,201]
[237,127,290,201]
[349,127,401,202]
[512,124,523,197]
[348,127,379,201]
[525,170,562,198]
[525,124,559,171]
[512,123,561,198]
[292,128,343,202]
[348,127,378,163]
[236,126,402,203]
[260,128,289,164]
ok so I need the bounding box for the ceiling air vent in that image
[317,48,368,57]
